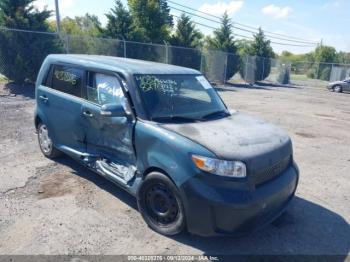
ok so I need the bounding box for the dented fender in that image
[134,120,215,187]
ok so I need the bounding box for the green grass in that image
[290,74,310,81]
[0,73,8,83]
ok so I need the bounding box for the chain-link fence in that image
[1,27,350,88]
[0,28,63,83]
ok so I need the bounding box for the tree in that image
[49,14,102,36]
[0,0,63,83]
[168,14,203,70]
[48,14,108,55]
[118,0,174,62]
[312,45,337,80]
[159,0,173,27]
[206,12,240,80]
[337,51,350,64]
[314,45,337,63]
[240,28,274,82]
[170,14,202,48]
[207,12,236,53]
[127,0,173,43]
[105,0,133,40]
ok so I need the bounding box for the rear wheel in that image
[37,123,62,158]
[333,85,342,93]
[137,172,185,236]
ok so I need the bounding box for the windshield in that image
[134,74,228,122]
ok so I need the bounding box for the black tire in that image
[333,85,342,93]
[137,172,186,236]
[37,122,62,159]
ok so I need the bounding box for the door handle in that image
[83,110,94,118]
[39,95,48,102]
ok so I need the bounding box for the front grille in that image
[252,155,292,186]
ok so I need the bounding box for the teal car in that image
[35,54,299,236]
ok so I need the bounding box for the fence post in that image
[223,54,228,84]
[261,57,265,81]
[65,34,69,54]
[200,48,204,73]
[123,39,126,58]
[165,43,169,64]
[162,41,169,64]
[315,62,320,79]
[330,63,334,81]
[245,55,249,83]
[288,62,292,84]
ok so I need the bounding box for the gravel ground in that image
[0,82,349,256]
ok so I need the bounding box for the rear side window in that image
[51,65,84,97]
[41,65,53,87]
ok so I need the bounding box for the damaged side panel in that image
[80,100,137,183]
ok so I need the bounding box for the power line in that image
[172,14,217,30]
[168,0,319,44]
[169,5,318,45]
[172,15,317,47]
[0,26,58,35]
[168,0,318,42]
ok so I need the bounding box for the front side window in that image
[87,72,124,106]
[51,65,83,97]
[134,74,228,122]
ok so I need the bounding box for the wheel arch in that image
[34,115,43,130]
[142,166,176,185]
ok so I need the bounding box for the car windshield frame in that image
[133,73,229,123]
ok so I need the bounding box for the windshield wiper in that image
[151,115,200,123]
[200,110,230,120]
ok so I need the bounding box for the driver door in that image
[81,71,135,167]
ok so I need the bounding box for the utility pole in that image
[55,0,61,34]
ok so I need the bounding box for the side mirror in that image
[100,103,126,117]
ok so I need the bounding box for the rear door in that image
[37,64,86,152]
[81,71,135,166]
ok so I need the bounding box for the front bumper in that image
[179,163,299,237]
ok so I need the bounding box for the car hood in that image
[329,80,344,85]
[161,111,292,174]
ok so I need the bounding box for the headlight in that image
[191,154,246,178]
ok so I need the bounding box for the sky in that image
[34,0,350,54]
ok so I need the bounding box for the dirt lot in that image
[0,82,349,256]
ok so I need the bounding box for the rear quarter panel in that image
[34,58,52,129]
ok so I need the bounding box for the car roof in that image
[46,54,201,75]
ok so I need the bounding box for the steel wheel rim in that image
[38,125,52,154]
[145,183,179,226]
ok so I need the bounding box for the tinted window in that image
[87,72,124,106]
[51,65,84,97]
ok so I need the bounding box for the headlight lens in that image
[191,154,246,178]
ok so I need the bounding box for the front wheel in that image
[333,85,342,93]
[137,172,186,236]
[37,123,62,159]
